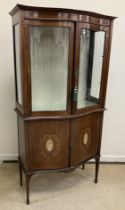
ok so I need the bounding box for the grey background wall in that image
[0,0,124,161]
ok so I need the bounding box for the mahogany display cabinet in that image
[10,4,116,204]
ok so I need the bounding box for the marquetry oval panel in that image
[38,133,61,159]
[82,132,89,145]
[80,128,91,149]
[45,138,54,152]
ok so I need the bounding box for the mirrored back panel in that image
[77,29,105,109]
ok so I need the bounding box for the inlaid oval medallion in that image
[39,132,61,159]
[80,128,91,150]
[45,138,54,152]
[83,132,89,145]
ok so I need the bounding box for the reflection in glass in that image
[30,26,69,111]
[14,24,22,105]
[77,29,105,109]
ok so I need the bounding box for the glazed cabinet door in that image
[72,23,110,113]
[70,113,101,166]
[24,20,74,116]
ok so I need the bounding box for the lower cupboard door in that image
[26,120,69,170]
[70,113,101,166]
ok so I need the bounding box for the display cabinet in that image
[10,4,116,204]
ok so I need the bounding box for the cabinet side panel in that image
[18,116,26,167]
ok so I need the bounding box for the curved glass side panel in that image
[14,24,22,105]
[77,29,105,109]
[30,26,69,111]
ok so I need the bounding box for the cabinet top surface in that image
[9,4,116,20]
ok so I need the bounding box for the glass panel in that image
[14,24,22,105]
[30,26,69,111]
[77,29,105,109]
